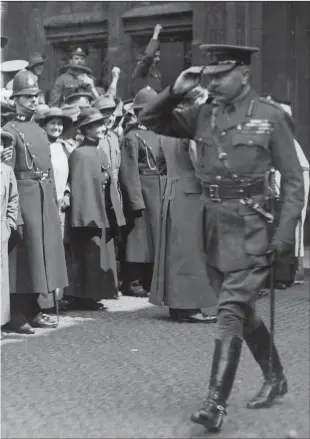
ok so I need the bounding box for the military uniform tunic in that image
[140,86,304,330]
[49,68,92,107]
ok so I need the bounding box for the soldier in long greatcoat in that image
[140,45,304,431]
[67,107,126,309]
[4,70,68,334]
[119,86,166,296]
[150,133,217,323]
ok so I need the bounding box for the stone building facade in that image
[2,0,309,240]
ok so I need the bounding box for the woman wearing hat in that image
[1,129,19,334]
[36,107,74,312]
[67,107,125,309]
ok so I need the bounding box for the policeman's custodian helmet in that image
[11,69,41,97]
[133,86,158,110]
[200,44,259,74]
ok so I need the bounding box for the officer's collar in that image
[15,113,33,122]
[137,124,147,130]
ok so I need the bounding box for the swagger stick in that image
[268,168,278,382]
[52,290,60,323]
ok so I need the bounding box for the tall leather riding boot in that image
[244,321,288,409]
[191,336,242,432]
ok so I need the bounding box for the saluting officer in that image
[3,69,68,334]
[139,44,304,432]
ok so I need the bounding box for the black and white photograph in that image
[1,1,309,438]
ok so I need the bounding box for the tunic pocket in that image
[238,201,269,255]
[232,133,269,150]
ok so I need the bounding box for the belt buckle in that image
[209,184,221,202]
[41,172,48,181]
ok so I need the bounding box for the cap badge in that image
[26,76,35,87]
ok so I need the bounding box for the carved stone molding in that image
[122,2,193,37]
[44,12,108,43]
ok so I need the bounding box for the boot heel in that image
[277,378,288,397]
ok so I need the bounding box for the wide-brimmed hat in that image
[0,128,14,147]
[39,107,73,130]
[1,59,29,73]
[200,44,259,74]
[77,107,105,129]
[27,52,47,69]
[61,104,81,123]
[64,91,94,105]
[65,63,93,76]
[93,94,116,112]
[11,69,41,98]
[1,36,9,49]
[133,86,158,110]
[33,104,50,122]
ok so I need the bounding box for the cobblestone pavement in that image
[1,280,309,439]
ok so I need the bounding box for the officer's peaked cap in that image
[133,86,158,110]
[200,44,259,74]
[11,69,41,97]
[70,46,88,58]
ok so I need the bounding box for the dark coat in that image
[140,87,304,272]
[4,117,68,294]
[67,138,125,300]
[149,137,217,309]
[68,138,125,231]
[119,127,166,262]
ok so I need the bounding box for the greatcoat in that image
[1,162,18,324]
[149,137,217,309]
[68,138,125,300]
[4,116,68,294]
[119,126,166,263]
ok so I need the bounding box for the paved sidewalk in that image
[1,279,309,438]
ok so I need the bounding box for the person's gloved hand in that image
[266,240,293,262]
[133,209,143,218]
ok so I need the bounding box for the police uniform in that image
[139,45,304,432]
[4,70,68,334]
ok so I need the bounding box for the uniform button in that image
[248,140,254,145]
[237,125,242,130]
[221,131,226,136]
[215,175,222,181]
[197,137,202,142]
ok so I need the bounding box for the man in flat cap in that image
[49,46,98,107]
[139,44,304,432]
